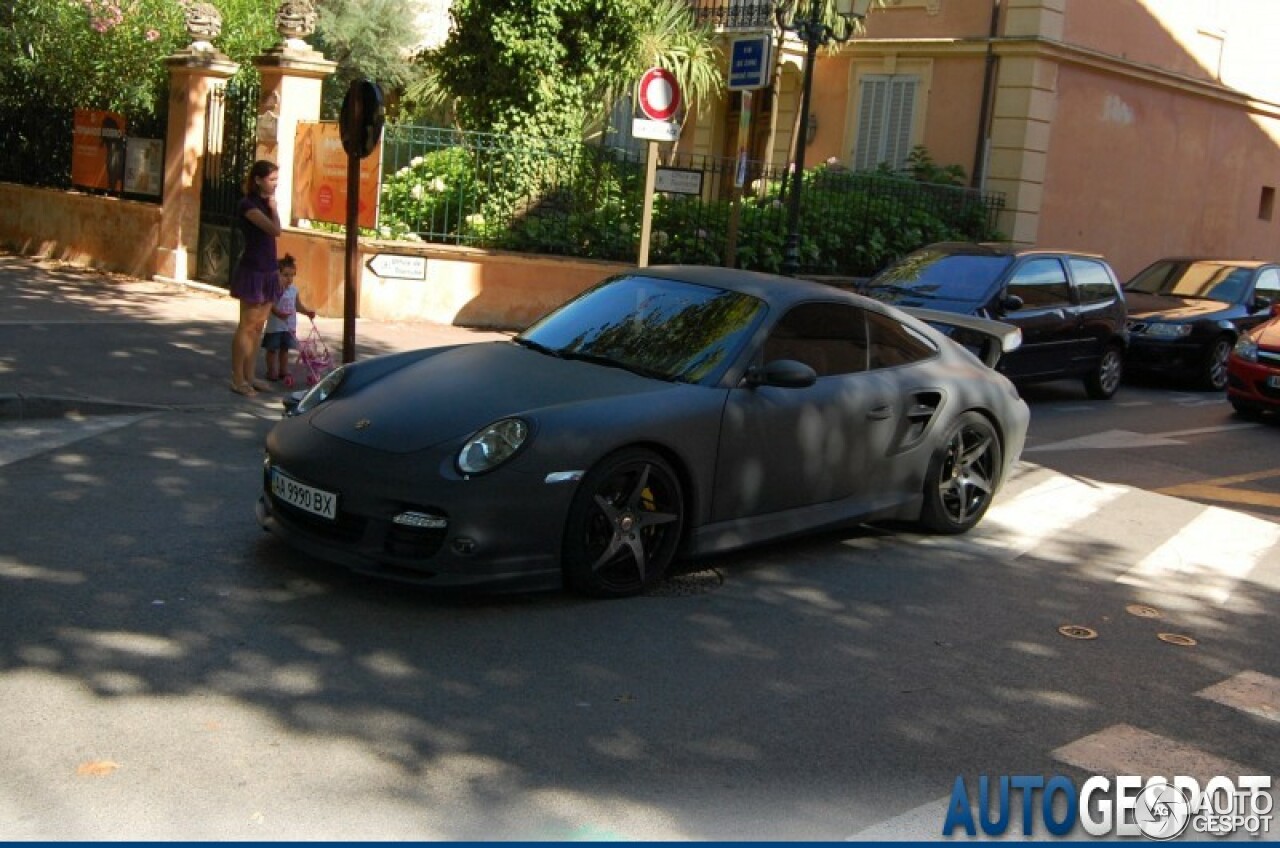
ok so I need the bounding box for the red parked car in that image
[1226,304,1280,417]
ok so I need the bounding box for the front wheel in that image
[562,448,685,598]
[1084,344,1124,399]
[918,412,1003,534]
[1201,337,1233,391]
[1230,397,1263,419]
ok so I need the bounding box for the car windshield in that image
[1124,261,1251,303]
[517,274,767,384]
[865,250,1013,302]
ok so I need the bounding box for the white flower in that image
[410,184,424,200]
[430,178,446,193]
[410,156,425,168]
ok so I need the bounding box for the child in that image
[262,254,316,382]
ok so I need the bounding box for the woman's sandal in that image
[230,380,258,397]
[250,379,272,392]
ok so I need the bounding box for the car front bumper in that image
[1226,357,1280,410]
[1123,337,1207,374]
[257,433,576,592]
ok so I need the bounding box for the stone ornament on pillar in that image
[180,0,223,51]
[257,92,281,147]
[276,0,319,51]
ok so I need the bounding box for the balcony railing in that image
[688,0,775,30]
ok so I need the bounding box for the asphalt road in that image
[2,257,1277,840]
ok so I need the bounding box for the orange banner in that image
[292,122,381,229]
[72,108,127,192]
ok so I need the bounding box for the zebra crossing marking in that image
[1197,671,1280,724]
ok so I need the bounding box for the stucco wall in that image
[0,184,161,279]
[1037,63,1280,280]
[278,230,628,330]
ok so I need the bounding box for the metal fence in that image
[0,98,168,203]
[688,0,776,30]
[378,124,1005,277]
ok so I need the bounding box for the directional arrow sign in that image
[365,253,427,280]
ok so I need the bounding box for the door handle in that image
[868,405,892,420]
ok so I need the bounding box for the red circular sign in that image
[637,68,681,122]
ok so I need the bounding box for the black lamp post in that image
[775,0,871,277]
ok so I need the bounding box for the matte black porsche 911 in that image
[257,266,1029,598]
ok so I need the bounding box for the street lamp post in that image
[775,0,871,277]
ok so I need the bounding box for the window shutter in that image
[853,74,919,171]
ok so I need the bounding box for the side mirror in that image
[745,359,818,389]
[1000,293,1024,313]
[1253,295,1273,313]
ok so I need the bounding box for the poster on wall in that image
[124,138,164,197]
[72,108,128,193]
[292,121,381,229]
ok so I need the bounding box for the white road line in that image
[1116,506,1280,604]
[0,415,150,468]
[1197,671,1280,724]
[912,475,1128,562]
[1053,724,1255,786]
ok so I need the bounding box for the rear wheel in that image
[1084,344,1124,399]
[1201,337,1233,391]
[562,448,685,598]
[919,412,1002,534]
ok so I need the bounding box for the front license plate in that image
[1268,375,1280,389]
[271,468,337,521]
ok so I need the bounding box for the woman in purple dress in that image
[229,160,284,396]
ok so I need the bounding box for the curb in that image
[0,393,182,421]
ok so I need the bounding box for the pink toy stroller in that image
[284,317,335,388]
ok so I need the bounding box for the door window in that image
[1255,268,1280,298]
[1068,258,1119,305]
[1007,258,1072,308]
[762,303,869,376]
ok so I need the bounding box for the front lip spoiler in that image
[255,495,564,593]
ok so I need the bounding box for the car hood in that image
[1250,316,1280,348]
[309,342,676,453]
[1124,291,1233,321]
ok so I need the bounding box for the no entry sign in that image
[636,68,682,122]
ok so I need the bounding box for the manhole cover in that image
[1058,625,1098,640]
[1126,604,1162,619]
[650,568,723,597]
[1157,632,1198,647]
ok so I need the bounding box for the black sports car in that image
[257,266,1030,598]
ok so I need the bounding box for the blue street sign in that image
[728,35,771,91]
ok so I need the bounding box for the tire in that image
[562,448,685,598]
[1230,397,1262,419]
[1084,344,1124,399]
[918,412,1003,535]
[1201,337,1233,391]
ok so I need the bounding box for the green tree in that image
[312,0,422,118]
[407,0,720,139]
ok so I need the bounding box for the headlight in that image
[457,418,530,475]
[292,365,346,416]
[1234,336,1259,362]
[1143,322,1193,339]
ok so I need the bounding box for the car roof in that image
[636,264,862,310]
[924,241,1108,261]
[1137,257,1276,269]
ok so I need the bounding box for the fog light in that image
[392,511,447,529]
[451,537,476,555]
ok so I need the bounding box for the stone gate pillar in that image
[155,31,238,282]
[253,4,336,227]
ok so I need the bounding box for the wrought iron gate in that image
[196,76,259,287]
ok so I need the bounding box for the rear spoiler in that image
[902,307,1022,368]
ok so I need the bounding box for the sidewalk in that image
[0,253,510,416]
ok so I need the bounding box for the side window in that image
[1069,258,1120,305]
[1255,268,1280,298]
[762,303,868,377]
[1007,258,1072,308]
[867,311,938,369]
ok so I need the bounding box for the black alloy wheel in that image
[563,448,685,598]
[1202,337,1233,391]
[1085,344,1124,399]
[919,411,1003,534]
